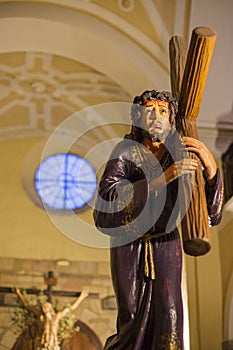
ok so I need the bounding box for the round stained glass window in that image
[34,153,97,210]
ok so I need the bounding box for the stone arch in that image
[0,1,169,97]
[62,319,103,350]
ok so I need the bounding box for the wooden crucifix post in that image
[169,27,217,256]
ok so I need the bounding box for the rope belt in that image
[143,232,168,280]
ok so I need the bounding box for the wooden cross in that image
[0,270,98,306]
[169,27,217,256]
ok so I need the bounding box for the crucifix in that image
[0,271,98,350]
[169,26,217,256]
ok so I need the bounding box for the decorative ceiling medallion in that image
[0,52,130,138]
[118,0,135,12]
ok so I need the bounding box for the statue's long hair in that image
[125,90,178,143]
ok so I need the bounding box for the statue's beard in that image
[141,127,170,142]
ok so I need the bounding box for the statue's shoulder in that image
[111,139,141,157]
[110,139,144,167]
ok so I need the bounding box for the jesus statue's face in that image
[141,99,170,142]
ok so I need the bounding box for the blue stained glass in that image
[35,154,97,210]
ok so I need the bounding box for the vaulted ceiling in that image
[0,0,190,138]
[0,0,232,158]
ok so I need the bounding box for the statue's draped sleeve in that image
[93,140,149,238]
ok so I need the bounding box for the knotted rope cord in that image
[143,232,168,280]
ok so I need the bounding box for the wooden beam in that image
[0,287,98,298]
[169,35,187,100]
[169,27,216,256]
[178,27,216,124]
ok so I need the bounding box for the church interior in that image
[0,0,232,349]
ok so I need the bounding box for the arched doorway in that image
[62,319,103,350]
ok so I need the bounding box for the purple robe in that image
[93,138,223,350]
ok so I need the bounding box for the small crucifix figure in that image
[13,271,89,350]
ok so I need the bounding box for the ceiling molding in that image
[0,0,189,66]
[139,0,170,48]
[174,0,188,35]
[0,3,170,94]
